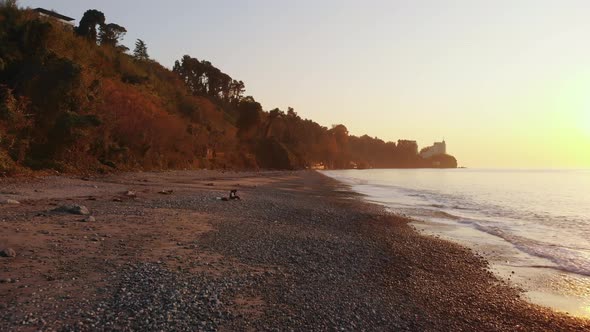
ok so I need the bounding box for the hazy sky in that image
[20,0,590,168]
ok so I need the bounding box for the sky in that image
[20,0,590,168]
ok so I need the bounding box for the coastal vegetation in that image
[0,3,457,175]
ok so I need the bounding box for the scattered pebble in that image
[82,216,96,223]
[158,190,174,195]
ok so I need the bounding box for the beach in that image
[0,170,588,331]
[322,168,590,318]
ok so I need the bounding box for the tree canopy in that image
[173,55,245,104]
[0,4,458,174]
[133,39,149,60]
[99,23,127,47]
[75,9,105,42]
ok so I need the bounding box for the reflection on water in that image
[323,168,590,318]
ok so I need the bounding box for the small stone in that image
[0,278,11,283]
[0,248,16,258]
[112,198,123,202]
[82,216,96,223]
[158,190,173,195]
[125,190,136,197]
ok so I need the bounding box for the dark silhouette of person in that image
[229,189,240,200]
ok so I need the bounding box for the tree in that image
[99,23,127,47]
[236,96,262,141]
[0,0,18,8]
[133,39,149,60]
[330,124,349,146]
[173,55,241,102]
[173,55,207,95]
[286,107,297,118]
[229,80,245,103]
[265,108,283,138]
[75,9,105,42]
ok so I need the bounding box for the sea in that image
[322,168,590,318]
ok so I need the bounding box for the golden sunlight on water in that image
[326,168,590,318]
[541,273,590,318]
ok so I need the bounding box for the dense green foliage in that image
[0,4,457,175]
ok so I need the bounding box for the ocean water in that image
[322,168,590,317]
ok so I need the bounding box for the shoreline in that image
[322,168,590,319]
[411,218,590,319]
[1,170,589,330]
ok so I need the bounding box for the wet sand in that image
[0,170,589,331]
[411,218,590,318]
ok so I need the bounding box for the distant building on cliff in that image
[33,8,75,26]
[420,140,446,158]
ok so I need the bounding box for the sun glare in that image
[581,109,590,139]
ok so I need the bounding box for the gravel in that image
[74,263,244,331]
[0,170,588,331]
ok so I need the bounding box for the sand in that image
[0,170,588,331]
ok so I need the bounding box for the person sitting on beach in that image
[229,189,240,200]
[218,189,240,201]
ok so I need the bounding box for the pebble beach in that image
[0,170,589,331]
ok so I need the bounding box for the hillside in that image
[0,4,457,175]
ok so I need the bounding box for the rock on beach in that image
[51,205,90,215]
[0,199,20,204]
[81,216,96,222]
[0,248,16,258]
